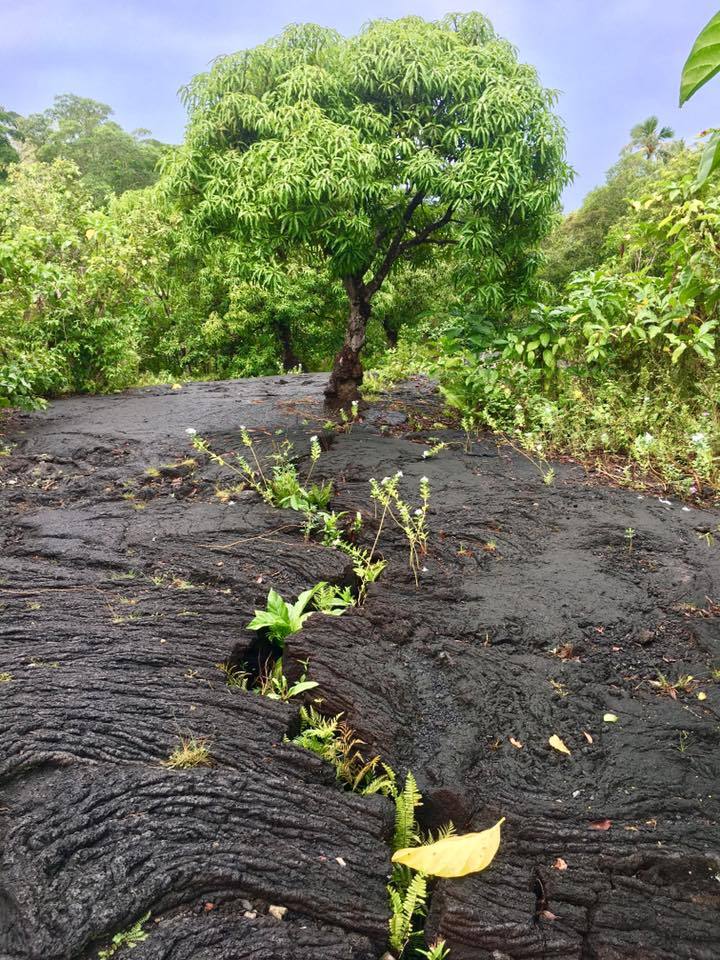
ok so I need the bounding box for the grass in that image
[162,736,212,769]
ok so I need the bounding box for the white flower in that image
[414,508,422,516]
[420,476,429,483]
[422,450,430,458]
[185,427,197,436]
[395,470,403,478]
[310,435,318,442]
[642,432,654,444]
[691,432,707,445]
[421,566,429,573]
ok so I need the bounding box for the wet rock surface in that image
[1,374,719,959]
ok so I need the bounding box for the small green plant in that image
[255,658,319,701]
[0,672,12,682]
[421,439,447,460]
[625,527,636,553]
[369,473,431,586]
[98,912,151,959]
[162,736,212,769]
[419,941,451,960]
[339,399,360,431]
[191,430,332,513]
[293,706,396,795]
[388,772,427,955]
[313,582,356,615]
[650,672,695,698]
[246,587,318,648]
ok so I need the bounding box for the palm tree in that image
[629,116,675,160]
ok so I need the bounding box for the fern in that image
[388,872,427,954]
[393,771,422,852]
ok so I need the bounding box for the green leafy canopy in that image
[164,14,571,311]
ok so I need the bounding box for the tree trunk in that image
[274,317,300,372]
[325,282,371,409]
[325,277,371,410]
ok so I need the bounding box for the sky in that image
[1,0,718,209]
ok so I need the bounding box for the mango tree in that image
[164,13,570,405]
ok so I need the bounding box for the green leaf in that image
[694,131,720,188]
[680,11,720,105]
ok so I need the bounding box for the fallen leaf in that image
[603,713,618,723]
[392,818,505,878]
[335,856,347,867]
[509,737,523,749]
[589,819,612,831]
[553,857,568,870]
[645,818,657,828]
[697,691,707,701]
[268,905,287,921]
[549,734,571,755]
[540,909,559,921]
[582,730,594,744]
[624,825,639,832]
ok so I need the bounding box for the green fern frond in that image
[393,771,422,852]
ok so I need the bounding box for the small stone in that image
[243,910,257,919]
[268,905,287,921]
[335,856,347,867]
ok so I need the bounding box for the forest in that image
[1,10,720,960]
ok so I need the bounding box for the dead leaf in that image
[540,909,559,921]
[509,737,523,749]
[548,734,571,755]
[392,818,505,878]
[553,857,568,870]
[603,713,618,723]
[204,902,215,912]
[268,905,287,921]
[589,819,612,831]
[582,730,594,744]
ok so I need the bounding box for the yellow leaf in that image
[603,713,618,723]
[85,228,96,239]
[697,692,707,701]
[391,818,505,878]
[549,734,571,755]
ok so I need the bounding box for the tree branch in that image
[365,191,427,297]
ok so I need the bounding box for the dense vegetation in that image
[1,12,718,497]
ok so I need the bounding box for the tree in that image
[541,152,654,288]
[628,116,675,161]
[18,94,168,201]
[165,14,570,405]
[0,107,22,179]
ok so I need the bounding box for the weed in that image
[313,582,356,615]
[98,912,151,959]
[162,736,212,769]
[255,658,319,701]
[246,587,318,648]
[625,527,635,553]
[650,673,695,698]
[369,473,431,586]
[0,672,12,682]
[677,729,692,753]
[419,942,451,960]
[192,431,332,513]
[421,439,447,460]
